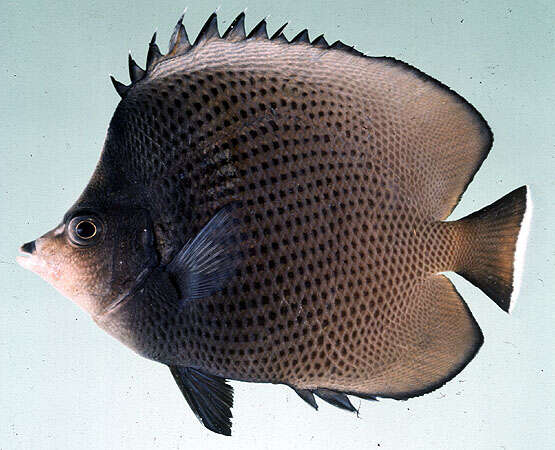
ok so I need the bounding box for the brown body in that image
[19,14,530,434]
[96,33,493,396]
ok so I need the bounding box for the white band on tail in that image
[510,186,532,312]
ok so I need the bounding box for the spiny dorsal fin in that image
[270,23,288,42]
[312,34,329,49]
[111,12,369,98]
[291,29,310,44]
[168,14,190,55]
[128,54,145,83]
[194,12,220,46]
[247,19,268,40]
[146,32,163,70]
[110,75,129,98]
[222,12,246,41]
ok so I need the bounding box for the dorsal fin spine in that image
[291,29,310,44]
[110,76,129,98]
[146,32,163,70]
[330,40,363,56]
[223,12,246,40]
[128,54,145,82]
[194,12,219,46]
[168,14,191,55]
[270,23,288,41]
[312,34,329,49]
[247,19,268,39]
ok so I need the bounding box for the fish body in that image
[18,13,532,435]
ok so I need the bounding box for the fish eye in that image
[67,214,103,247]
[76,220,97,239]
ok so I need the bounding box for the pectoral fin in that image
[167,204,241,302]
[169,366,234,436]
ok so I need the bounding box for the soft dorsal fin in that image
[169,366,234,435]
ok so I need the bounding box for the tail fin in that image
[456,186,532,313]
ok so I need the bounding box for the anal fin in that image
[293,388,318,410]
[359,275,483,400]
[169,366,234,436]
[314,388,357,412]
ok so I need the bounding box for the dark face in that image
[17,205,158,318]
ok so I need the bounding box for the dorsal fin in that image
[247,19,268,40]
[110,12,373,98]
[222,12,246,41]
[270,23,288,42]
[168,14,190,56]
[291,29,310,44]
[194,12,219,46]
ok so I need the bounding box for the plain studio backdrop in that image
[1,1,553,449]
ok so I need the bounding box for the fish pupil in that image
[76,220,96,239]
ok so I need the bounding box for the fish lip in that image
[17,240,39,270]
[16,241,49,273]
[16,252,41,271]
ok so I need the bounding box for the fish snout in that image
[17,239,44,273]
[20,240,36,254]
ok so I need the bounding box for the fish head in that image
[17,204,158,317]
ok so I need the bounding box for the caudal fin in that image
[456,186,532,312]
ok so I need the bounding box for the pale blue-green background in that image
[1,1,553,449]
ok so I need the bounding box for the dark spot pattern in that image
[97,35,490,397]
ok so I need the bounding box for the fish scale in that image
[18,12,531,435]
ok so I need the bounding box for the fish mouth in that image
[20,240,36,254]
[16,241,44,273]
[16,252,42,272]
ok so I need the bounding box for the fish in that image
[17,12,532,436]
